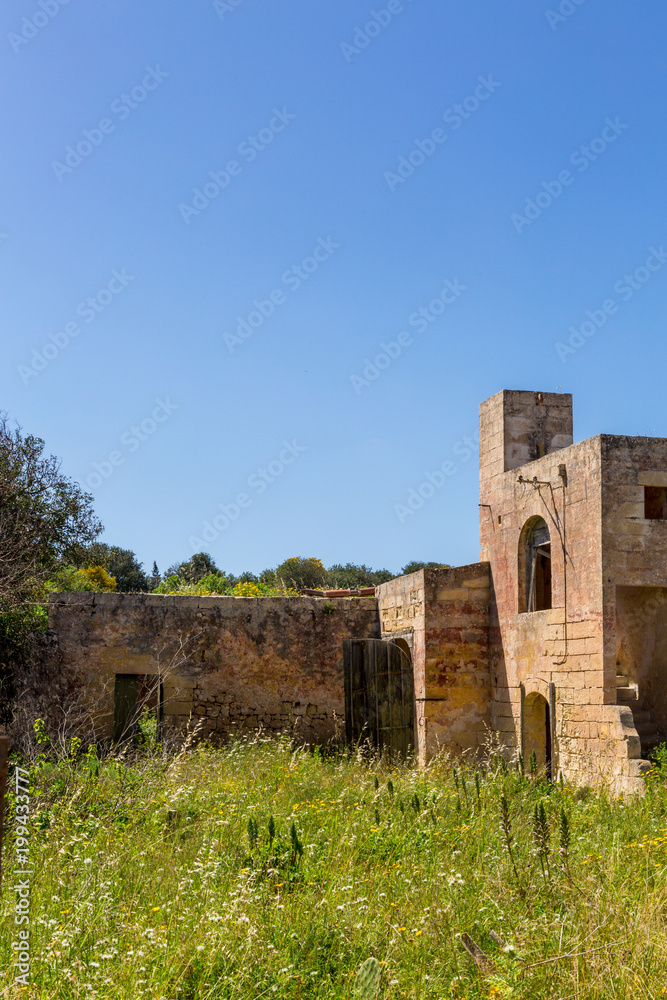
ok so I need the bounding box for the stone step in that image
[616,674,630,687]
[633,710,652,724]
[617,686,638,704]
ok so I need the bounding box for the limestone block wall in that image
[48,593,380,743]
[420,564,491,759]
[377,570,426,753]
[376,566,491,762]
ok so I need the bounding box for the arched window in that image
[519,517,552,612]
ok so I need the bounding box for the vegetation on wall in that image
[152,556,452,597]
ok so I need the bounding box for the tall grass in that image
[2,735,667,999]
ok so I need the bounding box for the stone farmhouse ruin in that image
[47,390,667,793]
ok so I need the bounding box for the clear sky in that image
[1,0,665,578]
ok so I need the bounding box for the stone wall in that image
[377,570,426,755]
[49,593,380,743]
[421,564,491,760]
[376,566,491,762]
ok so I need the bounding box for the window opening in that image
[644,486,667,520]
[523,519,552,612]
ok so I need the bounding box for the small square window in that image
[644,485,667,520]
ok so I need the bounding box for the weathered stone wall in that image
[49,593,380,743]
[479,389,573,478]
[377,570,426,754]
[421,564,491,759]
[479,392,647,793]
[376,566,491,762]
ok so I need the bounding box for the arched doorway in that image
[392,637,412,660]
[523,691,552,775]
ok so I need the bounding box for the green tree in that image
[168,552,221,584]
[326,563,394,588]
[149,561,161,591]
[0,414,102,714]
[400,560,450,576]
[275,557,328,590]
[78,543,148,591]
[0,415,102,602]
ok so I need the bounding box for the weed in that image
[2,734,667,997]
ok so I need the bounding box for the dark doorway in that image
[343,639,414,756]
[524,692,552,777]
[113,674,163,743]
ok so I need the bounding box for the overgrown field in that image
[2,736,667,999]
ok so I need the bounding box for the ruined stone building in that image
[47,390,667,792]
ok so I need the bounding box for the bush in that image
[275,556,328,590]
[45,565,117,593]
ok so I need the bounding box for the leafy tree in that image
[400,560,451,576]
[326,563,394,589]
[78,543,148,592]
[0,414,102,715]
[168,552,221,584]
[149,561,161,591]
[275,557,328,591]
[47,565,117,593]
[0,415,102,603]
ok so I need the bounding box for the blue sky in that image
[1,0,665,577]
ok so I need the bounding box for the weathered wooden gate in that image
[343,639,414,756]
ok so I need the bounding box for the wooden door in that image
[343,639,414,756]
[114,674,140,742]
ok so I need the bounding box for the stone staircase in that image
[616,674,664,754]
